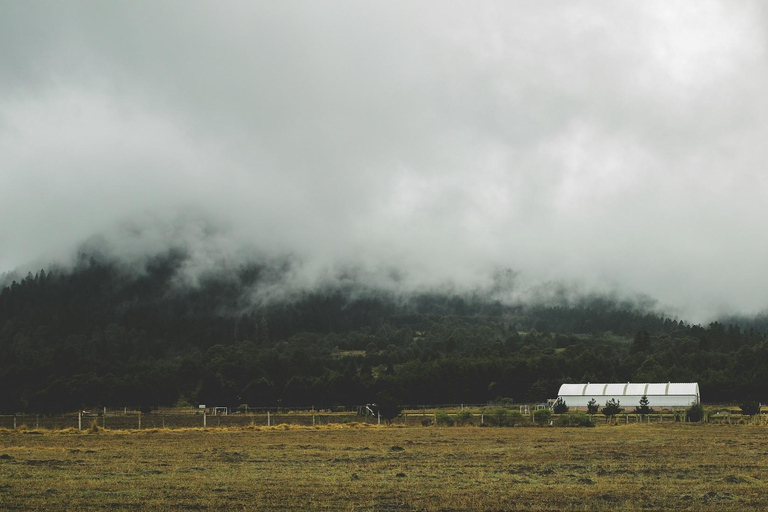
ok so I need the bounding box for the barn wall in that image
[557,382,700,409]
[560,394,697,408]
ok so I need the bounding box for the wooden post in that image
[138,412,141,430]
[78,412,82,431]
[13,416,17,430]
[481,413,484,425]
[312,414,315,427]
[267,410,270,427]
[203,412,207,428]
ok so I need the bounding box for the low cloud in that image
[2,1,768,322]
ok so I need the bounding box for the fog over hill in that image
[3,2,768,323]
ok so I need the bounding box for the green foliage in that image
[376,393,402,423]
[739,400,760,416]
[634,395,654,416]
[484,407,527,427]
[587,398,598,415]
[533,408,552,425]
[454,410,473,426]
[435,411,454,426]
[552,397,568,414]
[602,399,623,418]
[1,254,768,413]
[555,412,595,427]
[686,403,705,422]
[484,407,510,427]
[507,411,527,426]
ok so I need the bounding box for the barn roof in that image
[558,382,699,397]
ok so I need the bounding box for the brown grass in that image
[1,422,767,510]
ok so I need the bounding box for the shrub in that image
[533,409,552,425]
[740,400,760,417]
[484,408,530,427]
[602,399,623,419]
[435,411,454,426]
[587,398,599,415]
[484,407,510,427]
[555,412,595,427]
[552,397,569,414]
[454,410,473,426]
[634,395,654,417]
[508,411,527,426]
[377,392,403,424]
[686,403,705,422]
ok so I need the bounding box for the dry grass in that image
[1,422,767,510]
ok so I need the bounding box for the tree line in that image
[1,250,766,413]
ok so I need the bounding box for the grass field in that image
[1,422,767,511]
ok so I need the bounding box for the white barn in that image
[557,382,700,409]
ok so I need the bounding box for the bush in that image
[634,395,654,417]
[555,412,595,427]
[533,409,552,425]
[508,411,527,426]
[484,407,510,427]
[435,411,454,426]
[587,398,599,415]
[602,399,623,419]
[686,403,705,422]
[740,400,760,416]
[552,397,569,414]
[484,407,528,427]
[454,410,473,426]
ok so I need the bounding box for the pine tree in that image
[552,397,569,414]
[634,395,653,417]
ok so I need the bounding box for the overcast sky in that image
[2,1,768,321]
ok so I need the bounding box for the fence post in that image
[203,412,207,428]
[78,412,82,431]
[312,414,315,427]
[138,412,141,430]
[481,413,484,425]
[14,416,17,430]
[267,410,270,427]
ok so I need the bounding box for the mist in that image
[2,1,768,322]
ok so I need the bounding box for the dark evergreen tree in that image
[634,395,653,417]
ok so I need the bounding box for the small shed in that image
[557,382,700,409]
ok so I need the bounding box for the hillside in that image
[1,250,766,413]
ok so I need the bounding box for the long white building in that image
[557,382,700,409]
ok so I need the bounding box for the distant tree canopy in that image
[0,251,767,413]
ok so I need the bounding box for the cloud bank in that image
[2,1,768,321]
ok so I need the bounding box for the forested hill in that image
[1,251,766,413]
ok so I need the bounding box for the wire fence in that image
[0,401,761,432]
